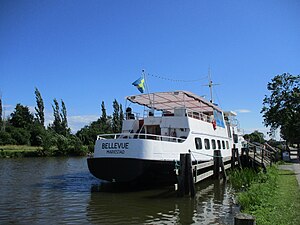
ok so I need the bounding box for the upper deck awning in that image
[126,91,222,113]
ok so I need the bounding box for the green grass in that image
[0,145,41,151]
[231,166,300,225]
[246,169,300,225]
[0,145,41,157]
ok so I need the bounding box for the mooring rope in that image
[189,150,223,158]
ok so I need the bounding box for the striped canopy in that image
[126,91,222,113]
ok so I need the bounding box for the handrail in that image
[97,133,187,143]
[247,142,273,155]
[186,110,212,123]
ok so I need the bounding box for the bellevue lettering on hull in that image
[102,142,129,150]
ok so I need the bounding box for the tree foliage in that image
[76,100,124,150]
[0,95,2,126]
[9,104,34,129]
[261,73,300,144]
[34,87,45,126]
[0,87,125,157]
[112,99,123,133]
[50,99,70,136]
[244,130,265,144]
[100,101,107,123]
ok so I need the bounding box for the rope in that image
[148,73,208,83]
[189,149,198,161]
[189,150,223,158]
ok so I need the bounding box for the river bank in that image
[0,145,88,158]
[0,145,41,157]
[235,164,300,225]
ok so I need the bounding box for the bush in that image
[10,127,31,145]
[67,136,87,156]
[231,166,279,211]
[30,124,45,146]
[0,131,16,145]
[54,134,69,156]
[40,130,56,156]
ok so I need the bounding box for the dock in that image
[176,143,277,197]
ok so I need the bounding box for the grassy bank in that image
[0,145,89,158]
[0,145,41,158]
[230,166,300,225]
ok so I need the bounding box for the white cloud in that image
[68,115,99,133]
[235,109,251,113]
[30,106,99,133]
[45,112,99,133]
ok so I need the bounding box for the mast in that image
[204,68,219,103]
[208,68,213,103]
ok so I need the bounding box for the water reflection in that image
[0,157,239,225]
[87,179,239,225]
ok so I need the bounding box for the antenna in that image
[203,67,220,103]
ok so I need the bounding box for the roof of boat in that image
[126,91,222,113]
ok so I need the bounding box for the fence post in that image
[236,148,242,168]
[214,150,221,179]
[177,153,195,197]
[261,147,264,165]
[234,213,256,225]
[186,153,195,197]
[231,148,236,169]
[177,154,186,197]
[253,146,256,168]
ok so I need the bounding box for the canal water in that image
[0,157,240,224]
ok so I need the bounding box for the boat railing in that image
[97,133,187,143]
[186,110,213,123]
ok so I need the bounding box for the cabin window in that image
[226,141,229,149]
[222,141,225,149]
[204,139,210,150]
[211,139,216,149]
[195,138,202,150]
[217,140,221,150]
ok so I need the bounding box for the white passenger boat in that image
[87,90,245,184]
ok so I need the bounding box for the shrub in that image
[233,166,279,211]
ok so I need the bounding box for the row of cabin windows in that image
[195,138,229,150]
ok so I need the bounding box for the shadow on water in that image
[32,172,101,192]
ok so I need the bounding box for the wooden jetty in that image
[176,143,277,197]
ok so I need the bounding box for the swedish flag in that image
[132,77,145,93]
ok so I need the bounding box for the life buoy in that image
[212,119,217,130]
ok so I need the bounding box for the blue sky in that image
[1,0,299,138]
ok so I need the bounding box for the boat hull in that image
[87,157,177,184]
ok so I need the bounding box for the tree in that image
[261,73,300,145]
[119,103,124,129]
[100,101,107,123]
[51,98,62,134]
[10,104,34,129]
[76,100,114,148]
[112,99,121,133]
[34,87,45,126]
[60,100,70,135]
[0,94,2,126]
[244,130,265,144]
[50,99,70,136]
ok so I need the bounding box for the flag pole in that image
[142,69,154,113]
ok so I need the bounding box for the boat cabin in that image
[119,91,228,142]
